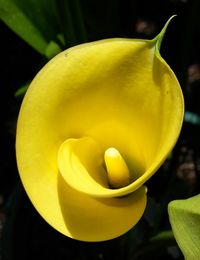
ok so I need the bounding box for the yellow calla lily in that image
[16,17,184,242]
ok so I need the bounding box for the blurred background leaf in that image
[14,81,30,97]
[1,0,200,259]
[169,194,200,259]
[0,0,87,57]
[56,0,87,46]
[0,0,49,55]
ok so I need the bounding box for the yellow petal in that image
[16,18,184,241]
[58,178,146,241]
[57,136,109,194]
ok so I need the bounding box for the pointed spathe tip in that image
[155,15,177,52]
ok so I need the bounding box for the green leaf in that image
[168,194,200,260]
[150,230,174,242]
[45,40,62,59]
[14,82,29,97]
[13,0,61,45]
[0,0,87,53]
[0,0,48,54]
[55,0,87,47]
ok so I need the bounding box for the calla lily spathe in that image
[16,17,184,242]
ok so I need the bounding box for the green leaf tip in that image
[154,15,177,53]
[14,83,29,98]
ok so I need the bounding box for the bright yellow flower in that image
[16,17,184,242]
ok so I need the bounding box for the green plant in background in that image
[169,195,200,260]
[1,0,198,258]
[0,0,88,96]
[0,0,87,56]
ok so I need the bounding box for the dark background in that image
[1,0,200,259]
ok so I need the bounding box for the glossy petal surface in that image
[16,30,183,241]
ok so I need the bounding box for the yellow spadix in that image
[104,147,130,188]
[16,17,184,242]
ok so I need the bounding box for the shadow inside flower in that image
[57,172,146,242]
